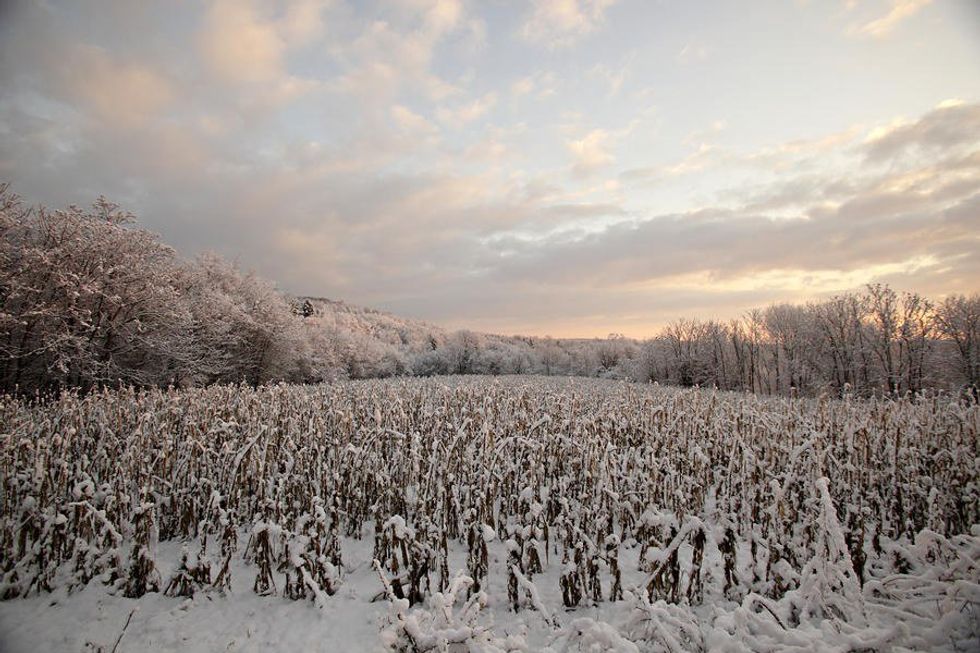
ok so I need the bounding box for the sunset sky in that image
[1,0,978,338]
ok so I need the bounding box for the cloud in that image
[567,129,614,177]
[676,42,710,64]
[1,2,978,338]
[333,8,465,105]
[511,76,536,97]
[193,0,330,117]
[277,0,331,45]
[854,0,932,38]
[588,62,629,96]
[621,143,720,183]
[458,125,526,165]
[494,168,978,292]
[863,100,980,162]
[510,72,558,99]
[742,127,861,171]
[199,0,287,85]
[437,92,498,128]
[390,104,439,137]
[519,0,618,48]
[55,44,175,128]
[419,0,463,36]
[482,101,980,331]
[624,101,976,190]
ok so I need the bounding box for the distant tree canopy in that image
[636,288,979,399]
[1,185,977,397]
[0,187,312,392]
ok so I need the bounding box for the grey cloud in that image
[541,203,628,219]
[864,102,980,162]
[487,149,980,289]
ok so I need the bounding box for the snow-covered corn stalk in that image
[0,376,976,649]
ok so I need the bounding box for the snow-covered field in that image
[1,376,977,652]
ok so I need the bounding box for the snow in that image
[0,536,388,652]
[1,376,977,652]
[2,525,976,652]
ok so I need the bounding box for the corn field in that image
[0,376,978,652]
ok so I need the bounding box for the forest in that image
[1,185,977,398]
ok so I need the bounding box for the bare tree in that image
[897,292,934,394]
[813,294,869,396]
[866,284,902,394]
[934,294,980,397]
[764,304,814,395]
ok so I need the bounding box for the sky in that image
[1,0,979,338]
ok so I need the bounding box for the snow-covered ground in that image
[2,527,977,652]
[1,377,977,652]
[0,535,389,652]
[0,533,626,652]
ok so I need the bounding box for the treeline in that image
[1,186,977,397]
[0,188,316,393]
[0,186,634,394]
[635,289,979,398]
